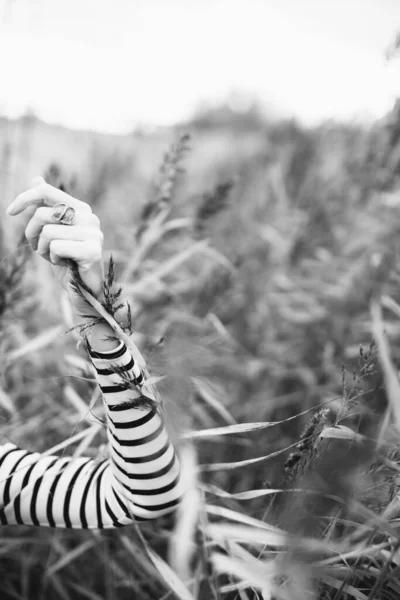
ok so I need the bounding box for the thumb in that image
[30,175,46,188]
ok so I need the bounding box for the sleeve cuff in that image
[86,340,126,360]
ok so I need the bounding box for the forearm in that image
[0,341,182,528]
[89,342,182,520]
[74,297,183,518]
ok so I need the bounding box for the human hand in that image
[7,176,104,314]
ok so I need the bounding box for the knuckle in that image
[90,213,100,227]
[41,224,53,239]
[25,227,35,246]
[78,200,92,213]
[40,183,49,196]
[37,241,47,256]
[86,239,102,259]
[85,226,103,244]
[36,206,49,220]
[48,240,59,263]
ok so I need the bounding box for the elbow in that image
[132,477,184,521]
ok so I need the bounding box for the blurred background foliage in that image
[2,101,400,598]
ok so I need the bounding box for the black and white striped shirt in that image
[0,341,182,528]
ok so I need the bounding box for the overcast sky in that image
[0,0,400,133]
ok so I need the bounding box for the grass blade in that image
[46,540,97,577]
[8,325,64,361]
[169,444,201,582]
[371,298,400,436]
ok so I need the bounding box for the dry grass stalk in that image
[194,180,234,237]
[121,133,191,283]
[169,444,200,583]
[371,298,400,438]
[0,229,32,323]
[136,132,191,241]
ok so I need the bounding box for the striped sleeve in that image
[0,341,182,528]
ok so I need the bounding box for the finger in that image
[31,176,46,188]
[49,239,102,270]
[37,224,103,261]
[5,176,45,215]
[25,207,100,250]
[7,183,92,216]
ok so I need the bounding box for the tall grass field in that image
[2,104,400,599]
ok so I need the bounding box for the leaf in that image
[201,245,235,271]
[202,483,308,500]
[169,444,201,582]
[8,325,64,361]
[121,530,196,600]
[211,553,275,592]
[120,535,162,580]
[141,375,166,388]
[146,547,196,600]
[162,217,194,233]
[0,386,16,414]
[221,543,275,598]
[72,424,103,459]
[184,421,288,439]
[191,377,236,425]
[188,401,336,441]
[371,299,400,436]
[129,239,211,292]
[200,439,307,471]
[382,294,400,319]
[72,283,149,373]
[207,517,338,556]
[69,583,106,600]
[321,575,369,600]
[120,218,194,283]
[206,523,287,547]
[46,540,96,576]
[42,425,101,458]
[206,505,284,533]
[207,312,234,340]
[319,425,365,443]
[65,353,93,374]
[63,385,90,417]
[317,540,390,567]
[60,289,79,336]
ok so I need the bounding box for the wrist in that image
[67,261,103,309]
[71,296,129,323]
[69,293,103,319]
[86,320,120,352]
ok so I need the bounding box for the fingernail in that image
[6,204,15,215]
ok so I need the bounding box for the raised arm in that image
[0,177,182,528]
[0,341,181,528]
